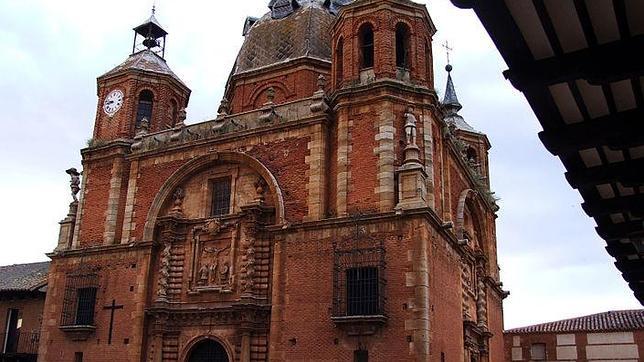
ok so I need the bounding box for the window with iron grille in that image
[211,177,232,217]
[60,273,99,327]
[346,267,379,315]
[75,288,97,325]
[332,240,385,318]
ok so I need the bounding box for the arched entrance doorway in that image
[187,339,229,362]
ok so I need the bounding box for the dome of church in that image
[234,0,347,75]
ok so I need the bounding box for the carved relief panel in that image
[189,219,240,294]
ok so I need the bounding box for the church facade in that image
[39,1,507,361]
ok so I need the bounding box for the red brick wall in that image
[131,159,186,241]
[429,231,465,361]
[250,138,310,222]
[347,110,379,214]
[39,249,149,362]
[79,160,112,247]
[230,68,330,114]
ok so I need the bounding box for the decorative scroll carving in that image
[157,241,172,302]
[239,236,256,295]
[476,268,488,328]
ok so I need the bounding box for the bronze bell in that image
[143,37,159,49]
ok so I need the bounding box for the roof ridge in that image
[505,309,644,334]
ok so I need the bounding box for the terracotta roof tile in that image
[505,310,644,334]
[0,261,50,292]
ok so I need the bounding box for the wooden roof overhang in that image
[450,0,644,303]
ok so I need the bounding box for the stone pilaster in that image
[121,159,139,243]
[422,113,435,209]
[374,103,396,212]
[305,123,327,221]
[103,157,125,245]
[404,223,430,360]
[336,110,350,217]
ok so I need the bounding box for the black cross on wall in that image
[103,299,124,345]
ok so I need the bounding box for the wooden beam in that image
[565,158,644,189]
[582,194,644,217]
[505,35,644,91]
[597,220,644,241]
[539,109,644,155]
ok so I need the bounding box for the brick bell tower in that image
[330,0,439,216]
[92,8,191,142]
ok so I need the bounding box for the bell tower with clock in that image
[92,8,191,142]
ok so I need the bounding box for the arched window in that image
[395,23,411,69]
[169,99,178,127]
[136,90,154,128]
[359,23,374,69]
[335,38,344,86]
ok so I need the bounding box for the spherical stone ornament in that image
[445,64,453,72]
[103,89,124,116]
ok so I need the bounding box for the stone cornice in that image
[127,98,332,159]
[46,241,154,259]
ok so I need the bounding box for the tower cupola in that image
[132,7,168,58]
[91,9,190,142]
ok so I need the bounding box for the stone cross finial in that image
[66,168,81,202]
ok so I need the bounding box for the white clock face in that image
[103,89,124,116]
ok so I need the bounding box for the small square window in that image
[211,177,231,217]
[531,343,546,360]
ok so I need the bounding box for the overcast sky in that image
[0,0,640,329]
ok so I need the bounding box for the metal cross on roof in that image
[442,40,453,65]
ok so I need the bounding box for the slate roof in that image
[0,261,50,292]
[505,310,644,334]
[441,67,481,135]
[100,50,186,87]
[235,0,336,75]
